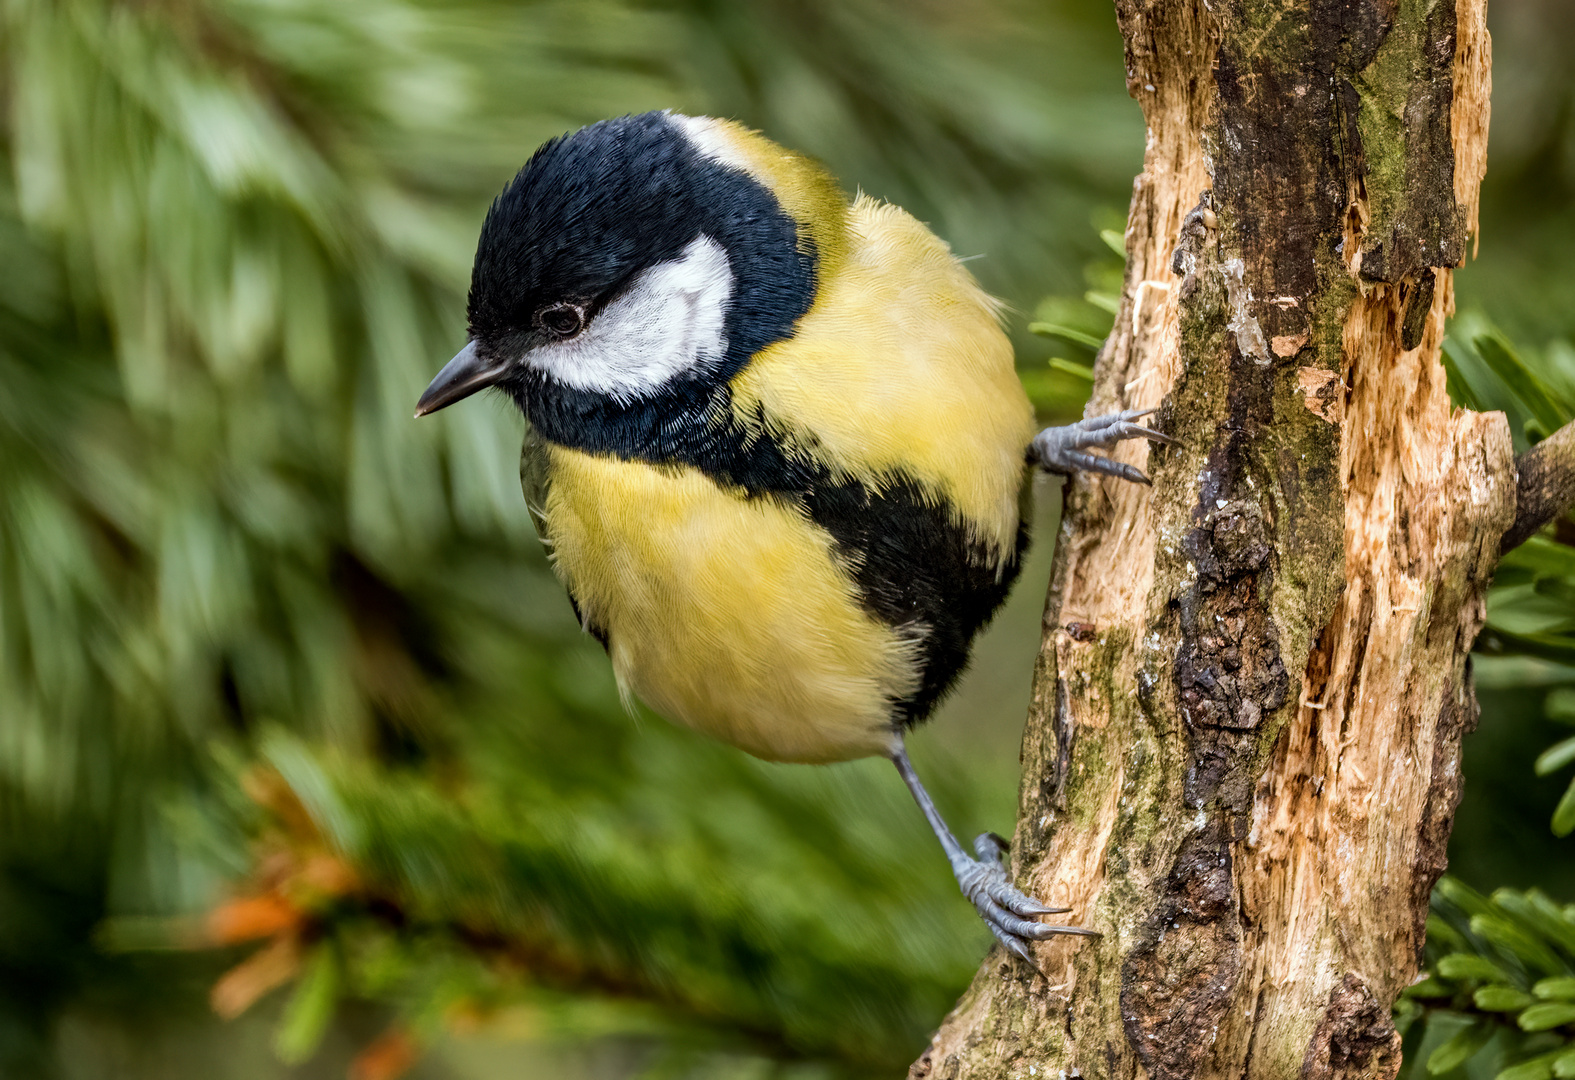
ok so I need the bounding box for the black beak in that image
[414,341,511,417]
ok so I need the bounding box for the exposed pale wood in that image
[912,1,1511,1076]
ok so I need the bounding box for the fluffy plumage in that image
[415,111,1144,959]
[470,112,1034,762]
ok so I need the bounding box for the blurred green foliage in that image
[1402,879,1575,1080]
[0,0,1572,1078]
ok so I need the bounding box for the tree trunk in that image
[914,0,1511,1076]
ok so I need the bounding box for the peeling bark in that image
[916,0,1511,1076]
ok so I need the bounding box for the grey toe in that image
[988,924,1035,964]
[956,833,1095,962]
[982,877,1070,916]
[1032,407,1174,483]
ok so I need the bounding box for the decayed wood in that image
[912,0,1512,1077]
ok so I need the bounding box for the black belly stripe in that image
[804,475,1025,726]
[523,399,1027,728]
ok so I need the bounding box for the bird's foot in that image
[1031,408,1176,485]
[953,832,1098,964]
[890,739,1096,966]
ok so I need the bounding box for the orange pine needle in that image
[350,1027,420,1080]
[210,937,301,1019]
[206,893,299,945]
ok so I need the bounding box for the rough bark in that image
[1502,419,1575,553]
[912,0,1511,1077]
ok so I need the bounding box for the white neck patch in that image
[526,234,734,402]
[668,113,753,174]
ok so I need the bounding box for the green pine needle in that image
[1028,321,1106,350]
[1049,357,1096,380]
[1428,1021,1494,1074]
[1537,739,1575,778]
[275,947,341,1065]
[1553,777,1575,838]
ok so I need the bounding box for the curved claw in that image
[1059,449,1152,485]
[993,907,1063,941]
[1031,408,1175,484]
[1104,421,1178,446]
[973,886,1100,964]
[953,839,1095,962]
[984,878,1072,917]
[986,921,1035,964]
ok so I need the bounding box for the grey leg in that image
[1030,408,1176,486]
[891,736,1096,964]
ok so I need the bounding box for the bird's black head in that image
[415,112,818,461]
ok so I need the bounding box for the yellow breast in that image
[729,202,1033,556]
[536,443,920,763]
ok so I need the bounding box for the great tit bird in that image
[415,112,1166,961]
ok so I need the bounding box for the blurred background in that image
[0,1,1571,1078]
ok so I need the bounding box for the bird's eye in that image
[539,303,585,339]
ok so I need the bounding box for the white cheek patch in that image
[528,234,734,401]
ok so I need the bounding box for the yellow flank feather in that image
[728,195,1034,555]
[537,442,920,764]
